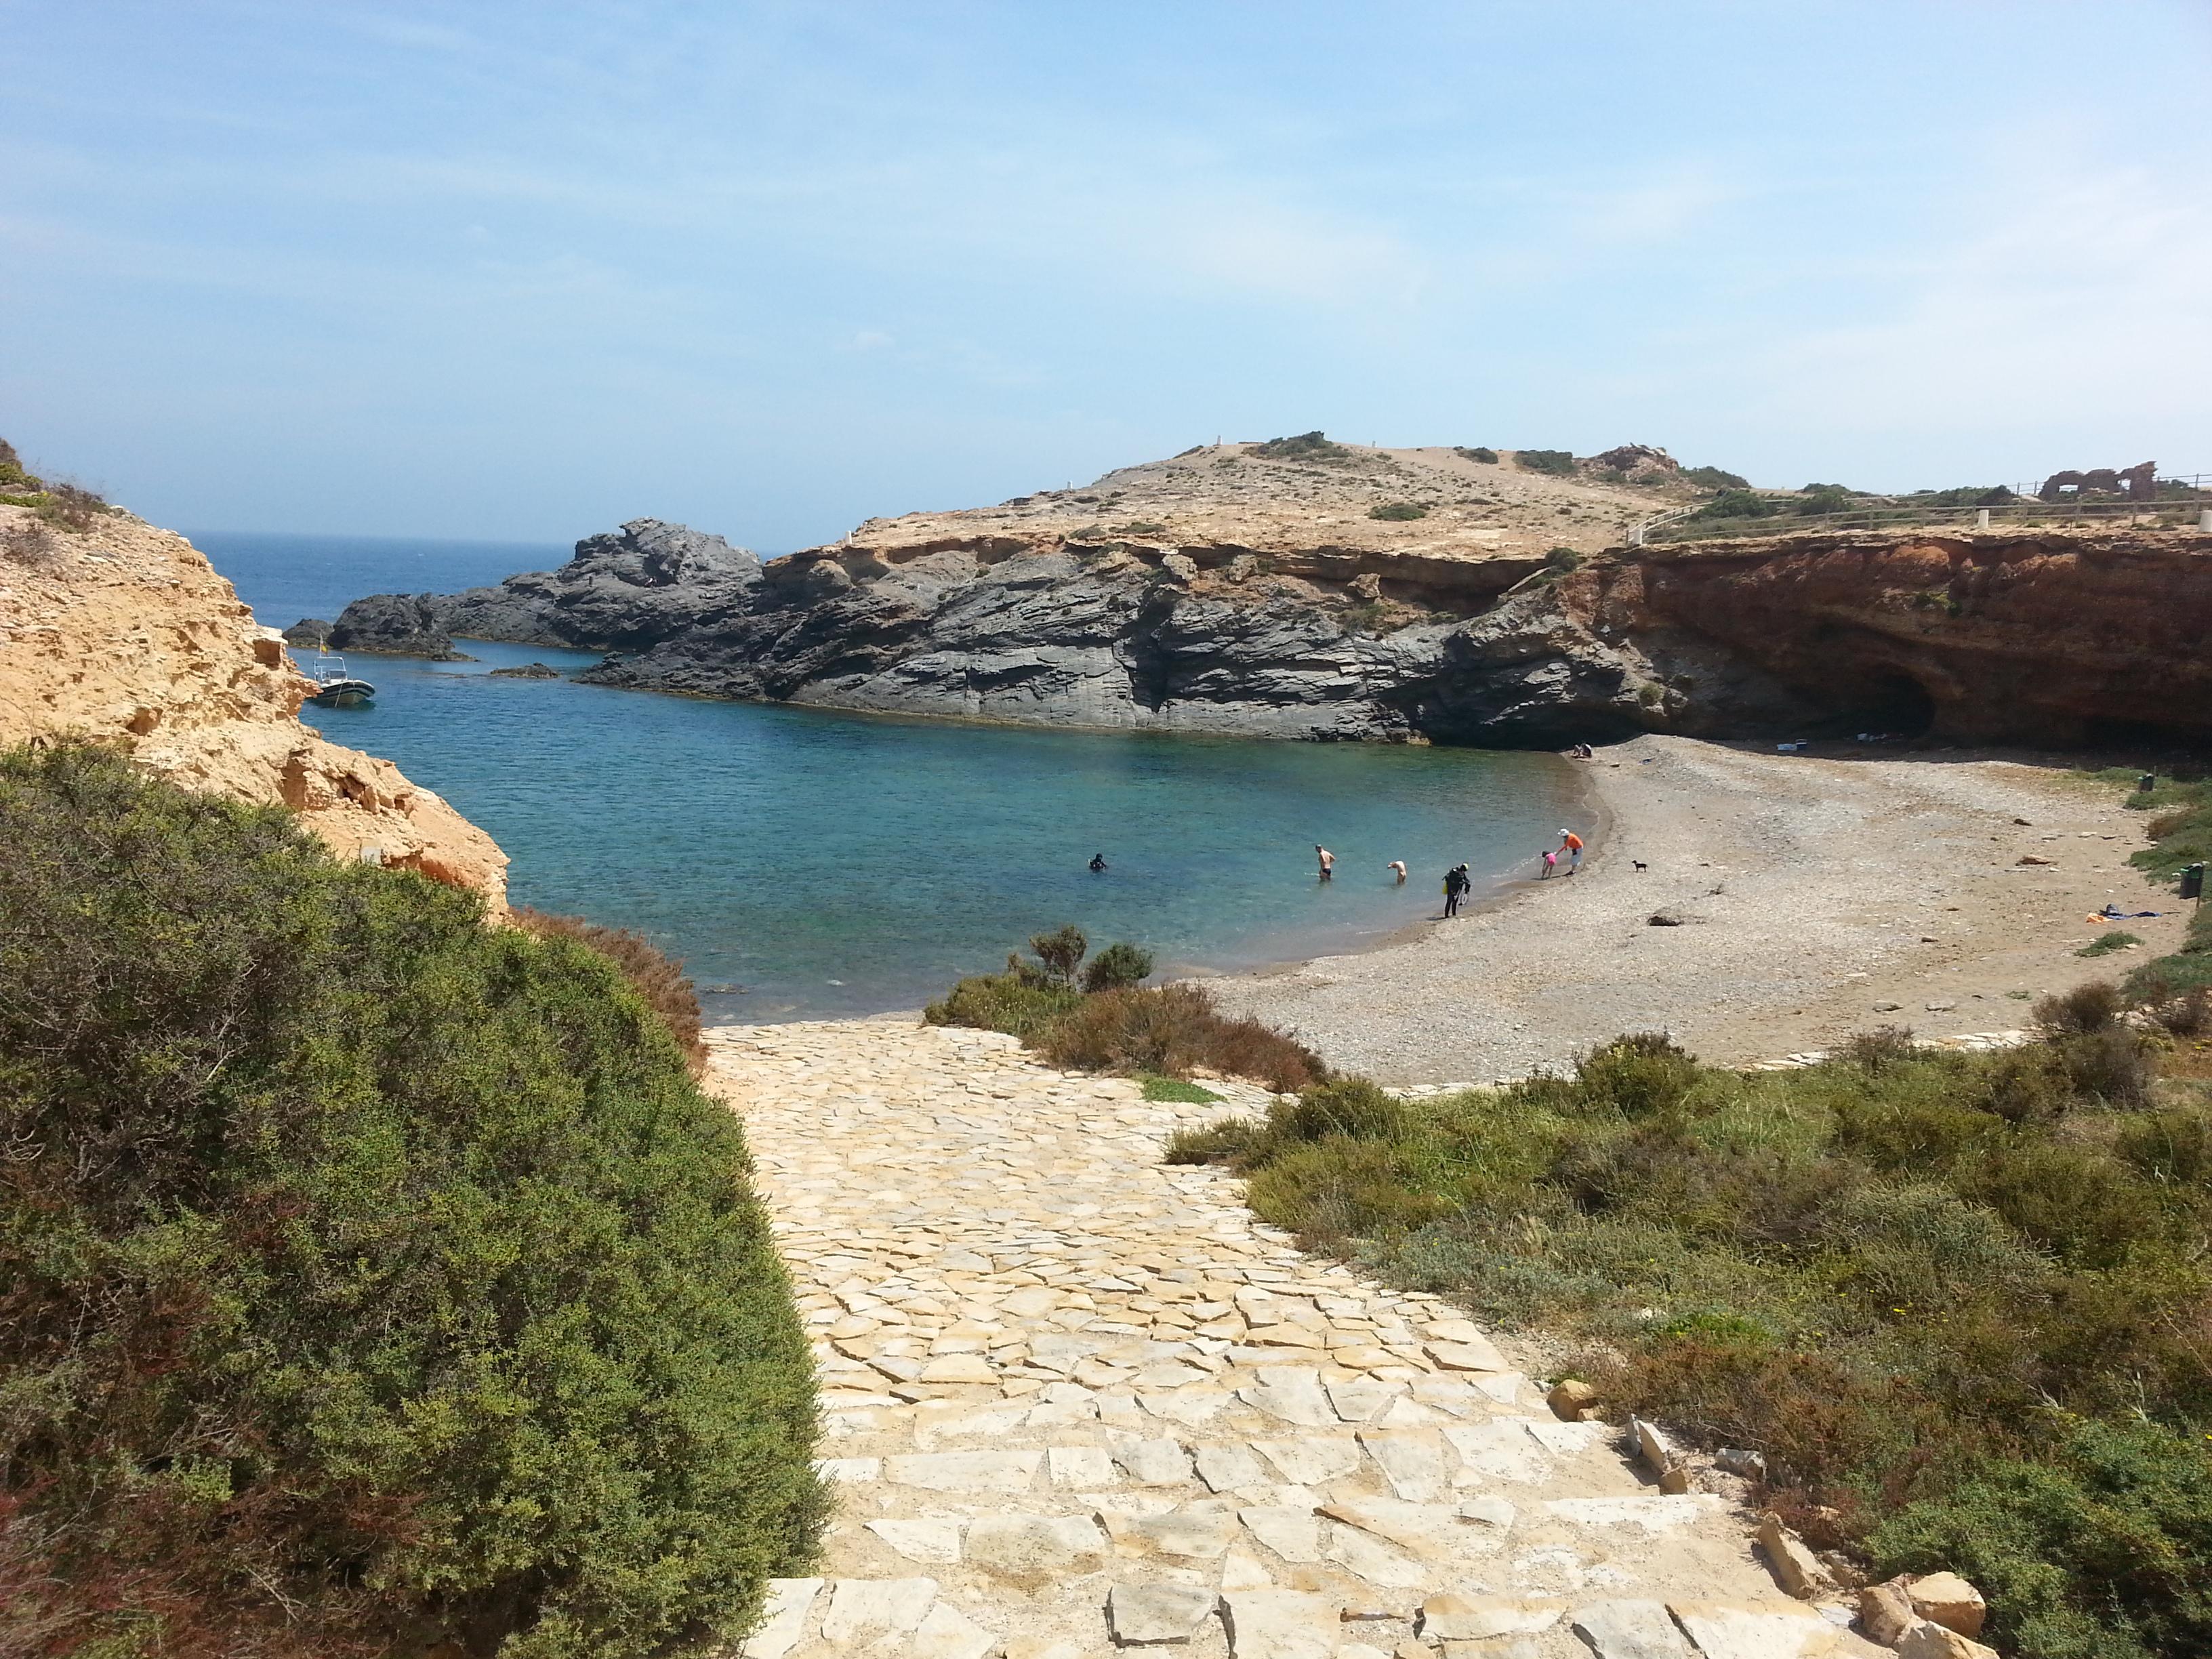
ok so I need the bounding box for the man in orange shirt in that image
[1559,828,1585,874]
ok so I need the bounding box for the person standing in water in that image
[1315,845,1335,881]
[1540,847,1558,879]
[1387,859,1407,884]
[1089,853,1108,872]
[1559,828,1584,874]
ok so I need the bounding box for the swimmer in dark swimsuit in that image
[1089,853,1108,872]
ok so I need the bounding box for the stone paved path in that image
[708,1019,1883,1659]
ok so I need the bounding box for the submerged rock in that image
[488,661,562,679]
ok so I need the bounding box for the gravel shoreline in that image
[1199,734,2188,1084]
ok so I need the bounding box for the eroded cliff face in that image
[0,504,509,903]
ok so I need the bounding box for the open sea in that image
[194,531,1592,1021]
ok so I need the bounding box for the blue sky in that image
[4,1,2208,550]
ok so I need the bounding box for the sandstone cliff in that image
[328,441,2212,749]
[0,503,509,904]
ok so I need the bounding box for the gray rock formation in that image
[282,617,331,647]
[329,519,760,657]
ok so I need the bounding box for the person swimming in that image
[1089,853,1108,872]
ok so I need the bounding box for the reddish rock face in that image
[1597,530,2212,745]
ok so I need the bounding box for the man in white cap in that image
[1559,827,1584,874]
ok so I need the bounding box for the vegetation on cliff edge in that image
[0,742,823,1659]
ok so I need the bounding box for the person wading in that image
[1315,844,1335,881]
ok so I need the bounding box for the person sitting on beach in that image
[1443,863,1470,917]
[1559,828,1584,874]
[1388,859,1407,884]
[1089,853,1108,872]
[1315,844,1335,880]
[1540,848,1558,879]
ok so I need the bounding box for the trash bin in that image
[2139,773,2158,794]
[2184,863,2206,902]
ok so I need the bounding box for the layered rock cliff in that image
[330,441,2212,749]
[0,501,509,903]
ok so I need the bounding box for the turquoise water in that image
[196,532,1591,1020]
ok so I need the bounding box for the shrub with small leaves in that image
[1082,941,1154,992]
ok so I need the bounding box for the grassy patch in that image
[2077,930,2142,958]
[1141,1073,1224,1104]
[1513,447,1578,476]
[1368,501,1429,521]
[2078,769,2212,1002]
[927,930,1323,1091]
[1169,1015,2212,1659]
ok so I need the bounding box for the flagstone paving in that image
[707,1018,1885,1659]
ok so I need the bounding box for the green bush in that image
[1368,501,1428,521]
[1252,431,1353,464]
[1870,1416,2212,1659]
[1683,464,1750,491]
[1454,446,1498,464]
[0,743,824,1659]
[1028,923,1088,987]
[1037,983,1324,1093]
[923,971,1082,1039]
[1544,546,1584,573]
[1513,448,1578,476]
[1140,1073,1221,1105]
[1691,488,1781,522]
[1082,941,1154,992]
[2078,930,2142,958]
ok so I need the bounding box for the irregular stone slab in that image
[739,1576,820,1659]
[1195,1443,1269,1493]
[1374,1396,1444,1429]
[816,1456,882,1483]
[1006,1641,1086,1659]
[1221,1547,1273,1590]
[1221,1588,1337,1659]
[1238,1506,1324,1563]
[1756,1515,1828,1599]
[1470,1371,1528,1405]
[1326,1377,1399,1423]
[1322,1523,1427,1589]
[1320,1496,1469,1557]
[1545,1496,1721,1534]
[1111,1509,1240,1559]
[1248,1323,1326,1349]
[886,1450,1044,1492]
[965,1513,1108,1579]
[1908,1573,1988,1639]
[1895,1623,1999,1659]
[1116,1437,1193,1485]
[1252,1436,1363,1487]
[1421,1319,1492,1347]
[1570,1598,1692,1659]
[911,1601,997,1659]
[1049,1444,1119,1487]
[1523,1419,1611,1456]
[1440,1424,1551,1485]
[1237,1367,1338,1427]
[821,1577,939,1646]
[920,1353,998,1385]
[1458,1495,1516,1531]
[1357,1430,1452,1502]
[1426,1340,1508,1374]
[1143,1388,1229,1426]
[865,1519,964,1565]
[1417,1595,1565,1639]
[1109,1580,1218,1644]
[1666,1603,1839,1659]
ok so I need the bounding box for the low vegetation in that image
[2076,929,2141,957]
[1682,464,1750,491]
[1368,501,1429,521]
[1512,447,1578,477]
[1251,430,1355,464]
[1166,995,2212,1659]
[512,906,708,1073]
[0,742,823,1659]
[926,927,1325,1092]
[1453,445,1498,464]
[2102,769,2212,1000]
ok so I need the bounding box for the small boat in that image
[302,652,376,708]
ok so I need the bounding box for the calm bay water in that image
[195,531,1591,1020]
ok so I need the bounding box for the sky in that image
[3,1,2209,550]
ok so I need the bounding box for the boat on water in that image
[302,652,376,708]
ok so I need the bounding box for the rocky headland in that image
[331,439,2212,749]
[0,498,509,905]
